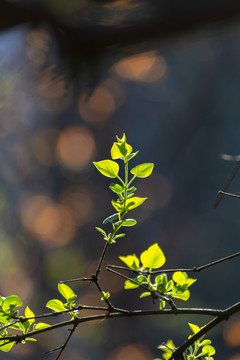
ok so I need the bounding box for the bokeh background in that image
[1,1,240,359]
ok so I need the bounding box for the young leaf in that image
[109,183,124,194]
[93,160,119,178]
[140,243,166,270]
[0,340,15,352]
[113,233,125,240]
[25,306,35,325]
[124,280,140,289]
[172,289,190,301]
[119,254,140,269]
[115,219,137,227]
[201,345,215,355]
[188,323,200,334]
[130,163,154,178]
[125,197,147,211]
[2,295,22,312]
[101,291,110,301]
[103,213,119,224]
[111,200,124,212]
[46,299,66,312]
[34,322,51,330]
[95,227,107,237]
[58,283,77,303]
[139,292,151,298]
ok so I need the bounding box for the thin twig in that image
[107,250,240,275]
[213,155,240,208]
[107,266,177,310]
[95,242,109,277]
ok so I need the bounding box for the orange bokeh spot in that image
[108,344,153,360]
[56,125,95,171]
[112,51,167,83]
[78,78,126,124]
[228,356,240,360]
[60,186,93,225]
[20,194,76,247]
[31,128,60,166]
[224,316,240,347]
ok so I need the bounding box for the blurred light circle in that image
[20,194,76,247]
[78,82,117,123]
[112,51,167,83]
[56,125,95,171]
[224,316,240,347]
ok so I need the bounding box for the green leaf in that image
[25,306,35,325]
[140,243,166,270]
[130,163,154,178]
[115,219,137,227]
[0,340,14,352]
[103,213,119,224]
[188,323,200,334]
[101,291,110,301]
[46,299,66,312]
[34,322,51,330]
[201,340,212,346]
[2,295,22,312]
[201,345,215,356]
[124,280,139,289]
[159,300,166,309]
[113,233,125,240]
[95,227,107,237]
[93,160,119,178]
[119,254,140,270]
[172,289,190,301]
[109,183,124,194]
[172,272,187,285]
[111,136,132,159]
[58,283,76,303]
[124,275,147,289]
[139,292,151,298]
[125,197,147,211]
[111,199,124,212]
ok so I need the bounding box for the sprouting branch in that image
[107,250,240,275]
[171,301,240,360]
[107,266,177,310]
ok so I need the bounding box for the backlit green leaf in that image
[34,322,51,330]
[46,299,66,312]
[25,306,35,325]
[125,197,147,210]
[93,160,119,178]
[172,289,190,301]
[95,227,107,237]
[111,200,124,212]
[115,219,137,227]
[140,243,166,270]
[0,340,14,352]
[2,295,22,312]
[58,283,76,303]
[109,183,124,194]
[119,254,140,269]
[201,345,215,355]
[130,163,154,178]
[188,323,200,335]
[140,292,151,298]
